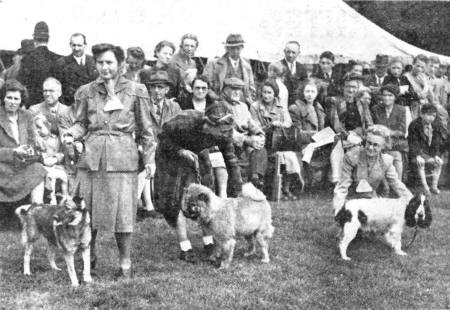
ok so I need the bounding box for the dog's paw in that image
[23,271,32,276]
[261,258,270,264]
[83,275,93,283]
[70,282,80,288]
[51,266,61,272]
[395,250,407,256]
[218,262,230,269]
[341,256,351,261]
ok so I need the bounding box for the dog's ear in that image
[72,196,86,211]
[418,198,432,229]
[197,193,209,203]
[405,195,419,227]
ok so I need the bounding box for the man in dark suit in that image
[365,55,389,88]
[17,21,61,107]
[275,41,308,106]
[312,51,343,100]
[52,33,97,106]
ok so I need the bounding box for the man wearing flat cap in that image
[18,21,61,107]
[328,73,374,183]
[205,33,256,105]
[153,101,242,263]
[137,70,181,219]
[219,77,267,189]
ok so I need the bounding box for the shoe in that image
[204,244,215,257]
[179,249,198,264]
[114,268,133,280]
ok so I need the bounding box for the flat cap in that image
[223,77,245,89]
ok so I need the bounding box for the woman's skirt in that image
[0,162,47,202]
[73,167,137,233]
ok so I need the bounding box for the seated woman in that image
[289,79,328,188]
[371,84,408,180]
[408,104,445,195]
[250,79,295,199]
[333,124,411,214]
[0,80,46,204]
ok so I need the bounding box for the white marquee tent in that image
[0,0,449,64]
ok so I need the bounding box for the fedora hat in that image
[223,34,245,47]
[33,21,49,40]
[375,54,389,67]
[18,39,35,54]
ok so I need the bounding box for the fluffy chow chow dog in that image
[182,183,274,269]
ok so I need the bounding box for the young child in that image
[34,114,68,204]
[407,104,444,195]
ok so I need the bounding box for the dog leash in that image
[404,225,419,250]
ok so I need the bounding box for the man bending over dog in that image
[154,102,242,263]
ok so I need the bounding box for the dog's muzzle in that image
[182,206,200,220]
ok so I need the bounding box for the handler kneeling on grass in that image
[154,102,242,263]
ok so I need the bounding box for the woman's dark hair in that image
[296,78,320,102]
[92,43,125,63]
[127,46,146,61]
[191,75,210,89]
[261,79,279,98]
[0,79,28,107]
[413,54,429,65]
[154,40,176,58]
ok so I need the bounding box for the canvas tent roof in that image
[0,0,449,64]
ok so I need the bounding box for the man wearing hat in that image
[137,70,181,219]
[0,39,35,87]
[18,21,61,107]
[52,33,97,106]
[219,77,267,189]
[364,54,389,92]
[205,33,255,105]
[153,102,242,263]
[328,73,374,183]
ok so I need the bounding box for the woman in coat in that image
[65,44,155,279]
[154,102,242,263]
[0,79,46,204]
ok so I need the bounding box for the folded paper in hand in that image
[302,127,336,163]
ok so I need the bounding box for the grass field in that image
[0,189,449,310]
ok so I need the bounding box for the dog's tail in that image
[241,183,266,201]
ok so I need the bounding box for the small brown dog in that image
[182,183,274,269]
[15,196,92,287]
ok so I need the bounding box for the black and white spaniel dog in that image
[335,193,432,260]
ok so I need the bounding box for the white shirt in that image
[192,99,206,112]
[73,54,86,66]
[7,114,19,144]
[285,59,296,75]
[376,74,388,86]
[228,57,240,69]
